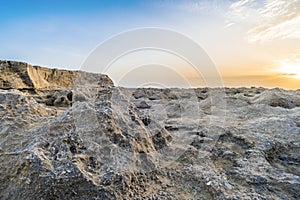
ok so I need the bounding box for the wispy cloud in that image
[227,0,300,42]
[225,0,260,26]
[277,53,300,66]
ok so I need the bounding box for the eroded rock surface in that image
[0,60,113,90]
[0,61,299,199]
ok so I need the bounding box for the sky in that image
[0,0,299,89]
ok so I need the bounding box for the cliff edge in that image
[0,60,113,90]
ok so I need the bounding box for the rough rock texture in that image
[0,61,300,199]
[0,60,113,90]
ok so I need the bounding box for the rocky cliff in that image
[0,61,299,199]
[0,60,113,90]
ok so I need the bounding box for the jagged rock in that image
[136,100,151,109]
[253,89,300,109]
[0,60,113,109]
[0,60,113,90]
[0,61,299,199]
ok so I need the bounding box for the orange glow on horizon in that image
[277,60,300,79]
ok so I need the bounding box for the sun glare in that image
[278,63,300,78]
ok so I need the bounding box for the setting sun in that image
[278,63,300,78]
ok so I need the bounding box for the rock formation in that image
[0,60,299,199]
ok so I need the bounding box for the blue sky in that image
[0,0,169,67]
[1,0,237,67]
[0,0,299,88]
[0,0,144,19]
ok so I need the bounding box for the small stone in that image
[224,182,232,190]
[136,100,151,109]
[222,150,235,156]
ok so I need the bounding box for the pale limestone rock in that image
[0,61,299,199]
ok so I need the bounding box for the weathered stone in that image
[0,61,299,199]
[0,60,113,90]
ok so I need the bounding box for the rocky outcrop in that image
[0,60,113,90]
[0,61,299,199]
[0,60,113,108]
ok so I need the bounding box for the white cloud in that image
[225,0,260,27]
[227,0,300,42]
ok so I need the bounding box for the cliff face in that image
[0,60,113,89]
[0,61,299,200]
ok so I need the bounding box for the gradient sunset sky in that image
[1,0,299,89]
